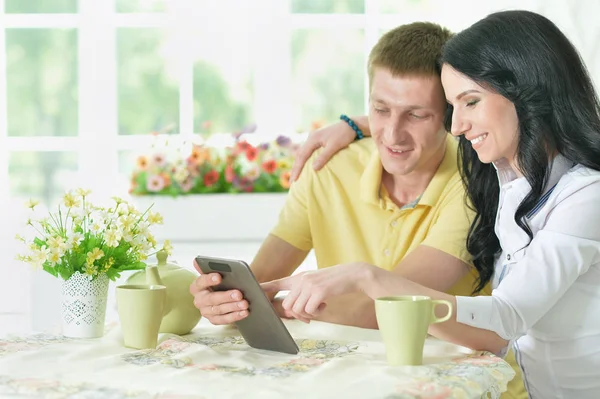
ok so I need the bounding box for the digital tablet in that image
[195,255,299,355]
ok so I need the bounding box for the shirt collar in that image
[359,150,385,207]
[359,135,458,209]
[493,154,574,194]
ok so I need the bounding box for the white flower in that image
[47,251,62,266]
[174,167,190,183]
[122,231,134,243]
[140,240,154,253]
[68,232,84,247]
[104,227,122,248]
[116,203,129,216]
[71,214,83,227]
[46,236,69,255]
[243,163,260,181]
[118,215,136,232]
[90,220,105,234]
[132,234,145,247]
[137,221,150,236]
[29,246,49,269]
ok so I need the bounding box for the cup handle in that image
[431,300,453,324]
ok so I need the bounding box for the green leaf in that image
[43,264,58,277]
[58,266,73,280]
[106,268,120,281]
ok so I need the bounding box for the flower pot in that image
[61,272,109,338]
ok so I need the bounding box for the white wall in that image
[2,0,600,333]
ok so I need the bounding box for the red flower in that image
[203,170,219,187]
[245,146,258,162]
[236,141,251,152]
[261,159,277,174]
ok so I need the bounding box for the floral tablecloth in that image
[0,319,514,399]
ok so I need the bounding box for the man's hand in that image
[190,260,249,325]
[290,120,357,182]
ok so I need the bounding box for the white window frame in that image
[0,0,502,205]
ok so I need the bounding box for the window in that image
[3,0,598,209]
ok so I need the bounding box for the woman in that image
[262,10,600,398]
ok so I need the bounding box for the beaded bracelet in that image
[340,114,364,140]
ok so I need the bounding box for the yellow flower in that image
[84,262,98,276]
[147,211,164,225]
[146,234,157,248]
[86,248,105,264]
[118,215,136,231]
[76,188,91,198]
[63,192,81,208]
[127,203,140,216]
[15,254,32,265]
[46,236,68,254]
[112,196,124,205]
[103,257,115,272]
[14,234,26,243]
[162,240,173,255]
[25,199,40,210]
[277,158,292,170]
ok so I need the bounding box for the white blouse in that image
[456,155,600,399]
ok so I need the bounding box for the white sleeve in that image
[456,181,600,340]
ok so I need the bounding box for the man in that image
[191,22,526,398]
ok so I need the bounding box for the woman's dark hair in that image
[440,10,600,293]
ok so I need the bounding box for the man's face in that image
[369,68,447,177]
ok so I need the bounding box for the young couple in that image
[191,10,600,399]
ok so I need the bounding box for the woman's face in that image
[441,64,520,170]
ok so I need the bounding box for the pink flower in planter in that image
[147,175,166,192]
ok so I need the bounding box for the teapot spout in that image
[146,264,171,316]
[146,265,163,286]
[146,250,168,286]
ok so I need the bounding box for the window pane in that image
[193,26,253,135]
[116,0,166,13]
[291,29,365,131]
[379,0,432,14]
[9,152,78,207]
[291,0,364,13]
[117,28,179,135]
[6,29,78,137]
[5,0,77,13]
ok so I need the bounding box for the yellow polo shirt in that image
[271,135,480,296]
[270,135,526,399]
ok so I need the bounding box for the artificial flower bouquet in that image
[16,189,172,281]
[129,134,299,196]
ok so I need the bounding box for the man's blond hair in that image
[368,22,454,84]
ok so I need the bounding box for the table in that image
[0,318,514,399]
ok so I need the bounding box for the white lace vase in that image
[61,272,109,338]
